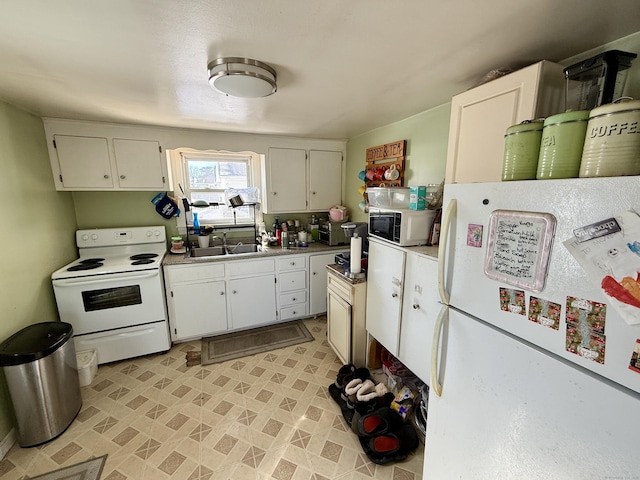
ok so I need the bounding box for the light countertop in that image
[163,241,349,266]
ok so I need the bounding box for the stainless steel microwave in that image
[368,208,436,246]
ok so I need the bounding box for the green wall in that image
[0,101,78,441]
[345,103,451,223]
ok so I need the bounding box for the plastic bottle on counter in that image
[193,212,200,235]
[427,208,442,246]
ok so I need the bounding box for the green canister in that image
[537,110,590,179]
[501,120,544,181]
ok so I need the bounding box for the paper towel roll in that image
[350,235,362,274]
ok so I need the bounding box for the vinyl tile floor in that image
[0,317,424,479]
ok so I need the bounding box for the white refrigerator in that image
[424,177,640,479]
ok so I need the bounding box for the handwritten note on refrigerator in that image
[484,210,557,292]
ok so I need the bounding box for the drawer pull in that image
[292,297,296,301]
[392,293,398,298]
[220,292,225,296]
[120,174,126,179]
[104,174,110,179]
[412,303,419,309]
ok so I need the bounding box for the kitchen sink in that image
[227,243,261,254]
[190,246,227,257]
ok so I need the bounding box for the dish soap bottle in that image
[193,212,200,235]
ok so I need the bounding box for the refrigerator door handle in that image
[431,304,448,397]
[438,198,457,305]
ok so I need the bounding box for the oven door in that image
[52,270,166,335]
[369,210,399,243]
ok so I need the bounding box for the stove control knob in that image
[146,230,152,237]
[153,229,161,237]
[91,234,98,241]
[81,234,89,241]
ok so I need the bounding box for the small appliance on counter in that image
[335,222,369,278]
[318,219,350,245]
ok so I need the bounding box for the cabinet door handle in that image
[232,290,237,294]
[311,191,316,195]
[290,261,296,265]
[103,174,110,179]
[313,272,317,276]
[272,192,277,195]
[412,303,420,309]
[391,292,398,298]
[120,174,126,179]
[220,291,224,296]
[292,297,296,301]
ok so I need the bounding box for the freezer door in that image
[441,177,640,394]
[425,307,640,479]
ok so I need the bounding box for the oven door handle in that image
[53,270,159,286]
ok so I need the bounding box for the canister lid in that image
[589,98,640,118]
[0,322,73,366]
[505,120,544,136]
[543,110,590,126]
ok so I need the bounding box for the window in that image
[181,152,260,226]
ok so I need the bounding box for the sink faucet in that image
[222,232,228,249]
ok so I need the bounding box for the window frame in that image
[169,148,263,230]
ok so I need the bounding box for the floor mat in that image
[26,455,107,480]
[200,320,314,365]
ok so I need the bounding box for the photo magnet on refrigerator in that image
[565,296,606,364]
[629,339,640,373]
[528,296,561,330]
[499,287,526,316]
[467,224,483,247]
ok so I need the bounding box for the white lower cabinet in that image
[164,258,276,341]
[170,280,227,339]
[327,267,367,367]
[165,249,344,342]
[366,238,439,384]
[365,239,406,356]
[229,274,277,330]
[277,255,308,320]
[309,252,342,315]
[398,252,439,384]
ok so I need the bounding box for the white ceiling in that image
[1,0,639,140]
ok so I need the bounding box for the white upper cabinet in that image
[308,150,342,211]
[113,138,166,189]
[45,120,167,191]
[445,60,565,184]
[52,135,114,189]
[262,147,342,213]
[263,148,308,212]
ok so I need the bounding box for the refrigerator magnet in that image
[484,210,556,292]
[565,296,607,364]
[500,287,526,315]
[528,296,561,330]
[467,224,483,247]
[629,339,640,373]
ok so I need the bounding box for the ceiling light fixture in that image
[207,57,277,98]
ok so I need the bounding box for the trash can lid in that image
[0,322,73,366]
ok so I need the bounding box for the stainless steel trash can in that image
[0,322,82,447]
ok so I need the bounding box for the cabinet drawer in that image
[228,258,275,277]
[280,304,308,320]
[278,255,307,271]
[279,270,307,293]
[167,263,225,283]
[279,291,307,306]
[327,273,352,302]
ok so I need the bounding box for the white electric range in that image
[52,226,171,364]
